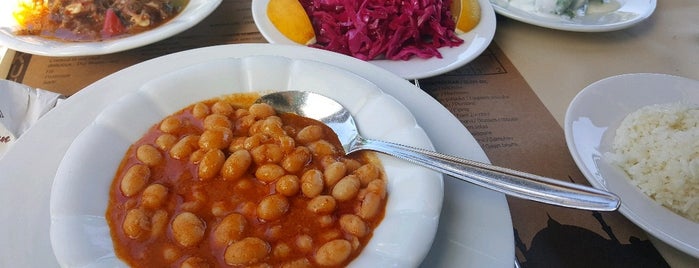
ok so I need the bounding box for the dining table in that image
[1,0,697,267]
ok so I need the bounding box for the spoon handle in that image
[354,137,620,211]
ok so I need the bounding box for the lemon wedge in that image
[452,0,481,34]
[267,0,316,45]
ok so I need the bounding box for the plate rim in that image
[490,0,657,32]
[250,0,496,80]
[0,0,222,57]
[564,72,699,258]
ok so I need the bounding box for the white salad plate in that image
[490,0,656,32]
[250,0,496,80]
[0,0,221,56]
[564,73,699,259]
[50,55,444,267]
[0,44,513,267]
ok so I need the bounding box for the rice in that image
[606,102,699,223]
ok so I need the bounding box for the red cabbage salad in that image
[299,0,465,61]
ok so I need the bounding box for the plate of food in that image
[0,43,513,267]
[50,55,444,267]
[490,0,656,32]
[251,0,496,79]
[0,0,221,56]
[564,73,699,258]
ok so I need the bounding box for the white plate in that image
[250,0,496,80]
[490,0,656,32]
[564,73,699,258]
[0,44,513,267]
[50,55,443,267]
[0,0,221,56]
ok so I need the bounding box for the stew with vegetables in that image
[106,93,389,267]
[13,0,188,41]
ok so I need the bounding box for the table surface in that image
[493,1,698,266]
[1,0,697,266]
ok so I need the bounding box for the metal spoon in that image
[256,91,620,211]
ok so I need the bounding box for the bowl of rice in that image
[564,73,699,259]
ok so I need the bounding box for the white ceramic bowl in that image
[50,55,443,267]
[0,0,221,56]
[250,0,496,80]
[564,73,699,258]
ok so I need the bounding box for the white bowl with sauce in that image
[50,55,443,267]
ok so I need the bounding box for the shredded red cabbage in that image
[299,0,463,61]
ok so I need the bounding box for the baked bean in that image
[160,116,182,133]
[295,125,323,144]
[150,209,169,238]
[318,215,334,228]
[339,214,367,237]
[211,202,230,217]
[315,239,352,266]
[255,164,285,183]
[332,175,361,202]
[172,212,206,247]
[249,103,276,119]
[275,175,300,197]
[237,114,257,130]
[224,237,270,265]
[354,163,380,186]
[281,146,311,173]
[213,213,247,245]
[228,137,246,152]
[273,243,292,259]
[295,235,313,253]
[141,183,168,209]
[211,101,234,116]
[244,133,270,150]
[323,161,347,186]
[281,258,312,268]
[367,178,387,198]
[307,195,336,214]
[341,158,362,173]
[251,144,284,164]
[181,256,209,268]
[277,135,295,153]
[155,134,177,151]
[358,192,382,220]
[221,150,252,180]
[189,149,206,164]
[199,127,233,151]
[170,135,200,160]
[257,194,289,221]
[266,225,283,241]
[123,208,150,239]
[301,169,324,198]
[136,144,162,166]
[192,102,210,119]
[162,245,180,262]
[349,235,361,251]
[121,164,150,197]
[238,201,257,217]
[203,114,232,130]
[307,140,336,157]
[235,178,254,191]
[235,108,249,118]
[198,149,225,180]
[261,116,285,137]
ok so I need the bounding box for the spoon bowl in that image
[257,90,621,211]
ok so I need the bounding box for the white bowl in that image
[50,55,443,267]
[0,0,221,56]
[564,73,699,258]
